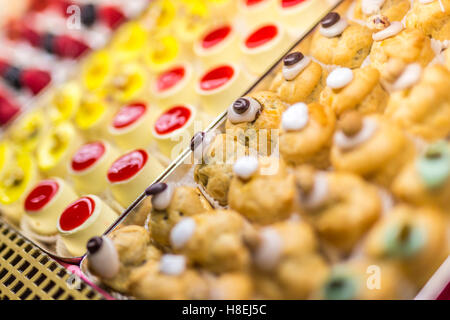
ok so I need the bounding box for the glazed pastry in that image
[241,23,292,74]
[250,220,329,299]
[110,21,148,62]
[81,49,114,92]
[319,66,388,116]
[269,51,327,104]
[170,210,252,273]
[74,95,114,139]
[146,183,212,248]
[49,82,81,124]
[228,156,296,225]
[279,102,336,168]
[393,141,450,211]
[9,109,48,153]
[315,259,413,299]
[353,0,411,22]
[104,63,147,103]
[107,149,164,208]
[0,141,14,181]
[194,133,248,206]
[37,122,83,177]
[23,178,78,236]
[196,64,254,115]
[143,34,181,73]
[384,64,450,141]
[208,272,254,300]
[108,102,161,150]
[364,205,449,288]
[330,112,415,187]
[295,166,381,253]
[69,141,120,195]
[225,91,287,155]
[310,12,373,68]
[404,0,450,40]
[57,195,118,257]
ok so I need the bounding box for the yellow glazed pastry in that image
[111,21,149,62]
[269,51,327,104]
[295,166,381,253]
[228,156,296,225]
[74,95,115,139]
[310,12,373,68]
[364,205,449,288]
[330,112,415,187]
[405,0,450,40]
[49,82,81,124]
[320,66,388,116]
[0,141,15,181]
[9,109,48,153]
[353,0,411,22]
[146,183,212,248]
[384,64,450,141]
[104,63,148,104]
[81,50,114,92]
[392,141,450,211]
[279,102,336,168]
[144,34,181,73]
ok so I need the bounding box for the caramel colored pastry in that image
[369,28,435,74]
[147,183,212,248]
[194,133,248,206]
[170,210,252,273]
[364,205,449,288]
[279,102,336,168]
[310,13,373,68]
[225,91,287,156]
[393,141,450,211]
[228,156,296,225]
[331,113,415,187]
[385,64,450,141]
[208,272,254,300]
[314,259,413,299]
[250,221,329,299]
[269,52,327,104]
[319,66,389,116]
[295,166,381,253]
[404,0,450,40]
[444,48,450,70]
[353,0,411,22]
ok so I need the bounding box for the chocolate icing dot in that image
[233,98,250,114]
[81,4,97,27]
[190,131,205,151]
[321,12,340,28]
[283,52,304,66]
[145,182,168,196]
[87,236,103,254]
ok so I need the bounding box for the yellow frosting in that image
[75,96,108,130]
[82,50,114,92]
[144,35,180,71]
[49,82,82,124]
[10,110,47,153]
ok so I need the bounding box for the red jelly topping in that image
[281,0,306,8]
[156,67,185,92]
[199,65,234,91]
[154,106,192,135]
[245,0,266,6]
[107,149,148,183]
[59,197,95,231]
[245,25,278,49]
[201,25,231,49]
[112,103,147,129]
[71,142,106,172]
[25,180,60,212]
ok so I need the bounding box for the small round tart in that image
[0,141,15,181]
[196,64,253,114]
[207,0,238,21]
[57,195,118,257]
[109,102,160,150]
[9,109,48,153]
[278,0,330,34]
[110,21,149,61]
[238,0,279,28]
[69,141,119,195]
[0,150,40,224]
[107,149,164,208]
[105,63,147,103]
[241,23,292,75]
[24,178,78,236]
[144,34,181,73]
[74,95,114,139]
[194,24,240,67]
[151,64,196,109]
[81,50,114,92]
[49,82,81,124]
[37,122,83,177]
[152,105,198,159]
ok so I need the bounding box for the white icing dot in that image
[392,63,422,91]
[334,118,378,150]
[419,0,435,3]
[282,56,312,81]
[301,173,329,209]
[159,254,187,276]
[170,218,196,249]
[233,156,259,180]
[362,0,385,15]
[319,18,348,38]
[326,67,354,89]
[255,228,283,271]
[227,97,262,124]
[282,103,309,131]
[152,184,175,211]
[372,21,403,41]
[88,237,120,279]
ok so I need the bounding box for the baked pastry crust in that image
[353,0,411,22]
[405,0,450,40]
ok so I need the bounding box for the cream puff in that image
[69,141,120,195]
[269,51,327,104]
[279,102,336,168]
[353,0,411,22]
[107,149,165,208]
[310,12,373,68]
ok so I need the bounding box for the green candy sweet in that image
[323,268,357,300]
[417,140,450,189]
[383,223,426,258]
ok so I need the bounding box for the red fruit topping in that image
[245,0,266,6]
[245,24,278,49]
[156,67,185,92]
[21,69,51,95]
[98,5,126,29]
[0,92,20,125]
[53,35,90,58]
[199,65,234,91]
[59,196,96,231]
[201,25,232,49]
[25,179,60,212]
[107,149,148,183]
[281,0,306,8]
[154,106,191,135]
[71,142,106,172]
[112,103,147,129]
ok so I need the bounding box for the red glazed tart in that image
[57,195,118,257]
[107,149,164,208]
[69,141,119,195]
[24,178,78,236]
